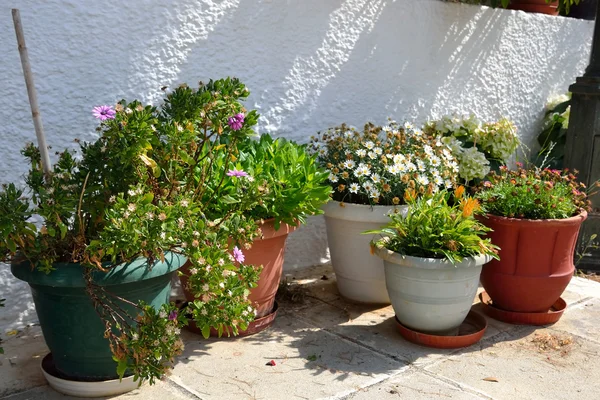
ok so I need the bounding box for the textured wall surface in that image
[0,0,594,328]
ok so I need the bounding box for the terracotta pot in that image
[180,219,296,320]
[479,211,586,313]
[507,0,559,15]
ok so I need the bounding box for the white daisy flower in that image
[349,183,360,194]
[356,149,367,157]
[363,182,374,192]
[423,145,434,156]
[373,147,383,155]
[364,141,375,150]
[343,160,356,169]
[371,173,381,183]
[417,160,427,172]
[416,175,429,186]
[445,179,453,189]
[430,155,441,167]
[370,189,381,199]
[433,175,444,186]
[393,154,406,164]
[328,173,339,183]
[368,151,377,160]
[387,164,400,175]
[404,122,414,130]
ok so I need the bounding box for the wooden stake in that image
[12,9,52,176]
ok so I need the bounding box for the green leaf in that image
[201,325,210,339]
[116,358,128,380]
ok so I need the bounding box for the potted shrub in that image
[424,114,520,185]
[180,133,330,335]
[369,188,498,335]
[0,78,261,393]
[475,165,591,313]
[309,121,458,303]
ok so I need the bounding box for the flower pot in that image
[479,212,586,313]
[507,0,559,15]
[323,201,408,304]
[180,219,296,334]
[240,219,297,318]
[11,252,186,381]
[374,247,491,335]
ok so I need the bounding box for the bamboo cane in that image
[12,9,52,177]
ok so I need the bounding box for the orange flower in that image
[460,197,480,218]
[403,189,416,203]
[454,185,465,199]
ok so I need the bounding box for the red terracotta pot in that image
[242,219,297,318]
[479,211,586,313]
[180,219,296,328]
[507,0,559,15]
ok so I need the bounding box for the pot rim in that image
[322,200,408,223]
[481,210,588,226]
[257,218,298,239]
[373,246,492,269]
[11,251,186,288]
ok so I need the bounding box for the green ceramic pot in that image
[11,252,186,381]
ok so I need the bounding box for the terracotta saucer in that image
[395,310,487,349]
[183,301,279,338]
[479,291,566,326]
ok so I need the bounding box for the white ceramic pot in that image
[374,247,491,335]
[323,200,407,304]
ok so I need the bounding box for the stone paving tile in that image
[0,325,48,398]
[425,327,600,400]
[551,299,600,344]
[346,369,487,400]
[170,313,406,400]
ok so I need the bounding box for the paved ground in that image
[2,264,600,400]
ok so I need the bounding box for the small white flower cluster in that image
[425,114,519,182]
[309,121,457,205]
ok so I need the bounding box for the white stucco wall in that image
[0,0,594,329]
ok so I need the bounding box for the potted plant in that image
[1,78,261,393]
[309,121,458,303]
[180,133,330,335]
[475,165,591,313]
[424,114,520,185]
[369,188,499,335]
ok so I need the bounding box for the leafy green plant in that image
[424,115,520,183]
[368,188,499,264]
[308,121,458,206]
[234,134,331,229]
[534,93,571,169]
[475,165,592,219]
[0,78,263,382]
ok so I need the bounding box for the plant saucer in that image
[183,301,279,338]
[395,310,487,349]
[41,353,140,398]
[479,291,566,325]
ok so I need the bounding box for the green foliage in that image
[235,134,331,229]
[534,94,571,169]
[368,189,499,264]
[0,78,264,383]
[475,165,591,219]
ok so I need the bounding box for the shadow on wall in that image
[134,0,592,149]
